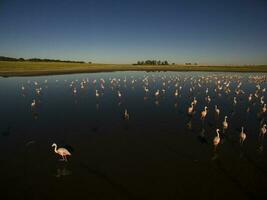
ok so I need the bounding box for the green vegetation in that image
[0,61,267,77]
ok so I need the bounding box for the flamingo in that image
[213,129,220,147]
[260,124,267,137]
[95,90,100,97]
[193,97,197,105]
[73,88,77,94]
[52,143,71,161]
[223,116,228,129]
[240,126,246,144]
[201,106,208,120]
[260,96,264,105]
[124,109,130,120]
[215,105,220,116]
[118,91,122,98]
[155,89,160,97]
[262,104,266,113]
[248,94,252,102]
[233,97,237,105]
[174,89,178,97]
[206,95,211,103]
[31,99,36,107]
[188,102,194,115]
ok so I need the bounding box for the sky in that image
[0,0,267,64]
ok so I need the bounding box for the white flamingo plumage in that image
[260,124,267,137]
[215,105,220,116]
[262,104,266,113]
[223,116,228,129]
[201,106,208,119]
[31,99,36,107]
[188,102,194,115]
[240,126,246,144]
[213,129,220,147]
[124,109,130,120]
[52,143,71,161]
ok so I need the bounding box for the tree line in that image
[0,56,85,63]
[134,60,170,65]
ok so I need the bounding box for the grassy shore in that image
[1,61,267,77]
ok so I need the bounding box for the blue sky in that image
[0,0,267,64]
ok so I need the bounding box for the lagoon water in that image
[1,71,267,199]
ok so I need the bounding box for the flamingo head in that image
[204,106,208,110]
[264,124,267,127]
[216,129,220,134]
[225,116,228,119]
[52,143,56,147]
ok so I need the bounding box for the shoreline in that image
[1,61,267,77]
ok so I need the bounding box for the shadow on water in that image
[1,126,11,137]
[197,129,208,144]
[55,166,72,178]
[80,162,136,199]
[223,134,267,175]
[213,158,256,199]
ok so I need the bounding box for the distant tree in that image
[163,60,169,65]
[145,60,151,65]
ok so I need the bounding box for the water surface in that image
[1,71,267,199]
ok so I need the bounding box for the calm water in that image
[1,71,267,199]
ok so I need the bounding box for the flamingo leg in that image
[60,155,65,161]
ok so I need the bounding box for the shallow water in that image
[1,71,267,199]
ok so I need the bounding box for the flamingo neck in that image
[216,130,220,137]
[54,145,58,153]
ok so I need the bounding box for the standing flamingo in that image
[223,116,228,129]
[260,124,267,137]
[201,106,208,120]
[124,109,130,120]
[213,129,220,147]
[193,97,197,105]
[52,143,71,161]
[155,89,160,97]
[262,104,266,113]
[188,102,194,115]
[240,126,246,144]
[215,105,220,116]
[31,99,36,107]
